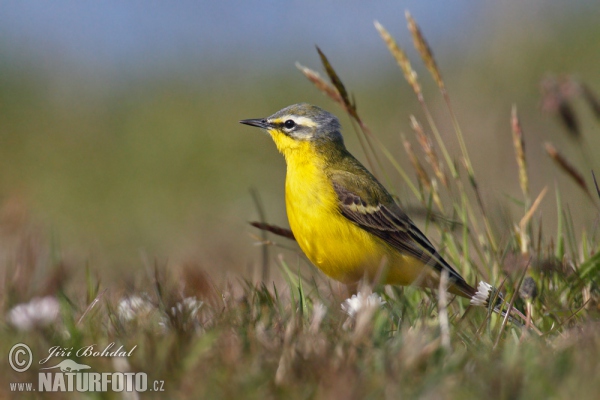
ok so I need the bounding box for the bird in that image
[240,103,494,308]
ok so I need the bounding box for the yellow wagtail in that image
[241,103,494,307]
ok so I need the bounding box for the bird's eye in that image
[284,120,296,129]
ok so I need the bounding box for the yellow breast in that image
[281,142,385,283]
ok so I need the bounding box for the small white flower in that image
[341,291,386,318]
[117,295,155,321]
[7,296,60,331]
[170,297,203,318]
[470,281,493,307]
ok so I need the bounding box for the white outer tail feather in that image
[470,281,495,307]
[469,280,517,325]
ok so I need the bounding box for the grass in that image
[2,14,600,400]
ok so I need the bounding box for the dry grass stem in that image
[518,187,548,254]
[402,14,494,250]
[545,142,594,202]
[519,187,548,230]
[402,137,431,191]
[511,106,529,200]
[438,270,451,350]
[316,46,357,120]
[402,136,444,211]
[411,115,448,188]
[593,171,600,201]
[250,222,296,240]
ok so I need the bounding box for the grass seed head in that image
[519,277,538,301]
[511,106,529,199]
[545,142,591,199]
[406,11,444,91]
[296,63,345,110]
[375,20,422,97]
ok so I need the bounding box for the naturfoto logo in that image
[9,343,164,393]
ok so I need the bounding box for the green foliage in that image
[2,258,599,399]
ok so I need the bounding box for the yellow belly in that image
[284,153,430,286]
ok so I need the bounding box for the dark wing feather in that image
[332,180,473,294]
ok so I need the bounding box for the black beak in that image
[239,118,270,129]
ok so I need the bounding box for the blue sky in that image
[0,1,596,83]
[0,1,488,72]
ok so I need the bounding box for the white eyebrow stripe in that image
[276,115,317,128]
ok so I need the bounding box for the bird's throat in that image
[268,129,303,158]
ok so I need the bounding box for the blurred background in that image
[0,1,599,283]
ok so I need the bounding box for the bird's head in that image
[240,103,344,155]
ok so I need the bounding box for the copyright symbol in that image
[9,343,33,372]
